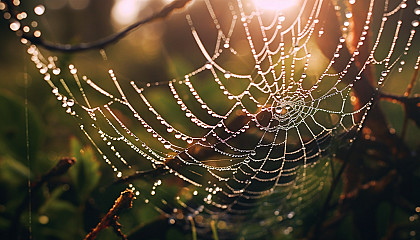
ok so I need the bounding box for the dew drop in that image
[205,62,212,69]
[10,21,20,31]
[345,11,352,18]
[44,74,50,81]
[67,99,74,107]
[34,30,41,37]
[53,68,61,75]
[224,71,231,79]
[34,5,45,15]
[415,8,420,15]
[412,20,419,28]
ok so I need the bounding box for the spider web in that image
[21,0,420,238]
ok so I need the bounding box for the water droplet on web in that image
[10,21,20,31]
[44,74,50,81]
[415,8,420,15]
[67,99,74,106]
[224,71,231,79]
[34,5,45,15]
[34,30,41,37]
[53,68,61,75]
[277,15,285,22]
[412,20,419,27]
[205,62,212,69]
[345,11,352,18]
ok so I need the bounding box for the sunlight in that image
[111,0,146,26]
[252,0,299,11]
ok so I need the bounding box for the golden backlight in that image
[252,0,299,11]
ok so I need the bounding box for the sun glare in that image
[111,0,146,26]
[252,0,299,11]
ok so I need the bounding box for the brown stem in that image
[84,189,135,240]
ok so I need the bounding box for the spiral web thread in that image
[21,0,420,237]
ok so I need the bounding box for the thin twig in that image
[32,157,77,189]
[84,189,135,240]
[380,92,420,104]
[21,0,192,52]
[404,67,419,97]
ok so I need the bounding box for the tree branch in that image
[3,0,192,52]
[84,189,135,240]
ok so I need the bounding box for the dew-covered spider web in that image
[7,0,420,238]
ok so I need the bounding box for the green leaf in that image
[69,138,101,202]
